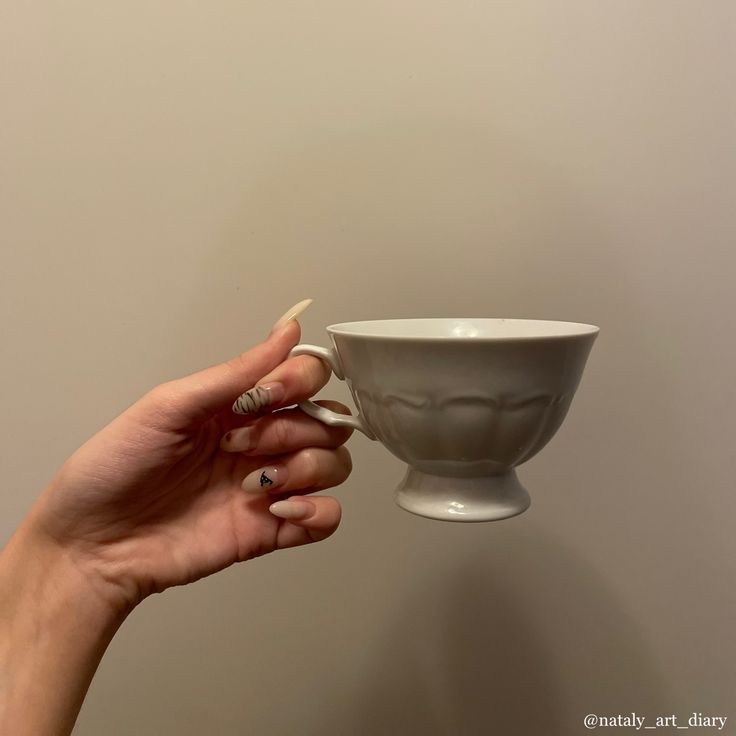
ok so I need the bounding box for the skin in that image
[0,318,353,735]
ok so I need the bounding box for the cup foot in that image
[394,468,531,522]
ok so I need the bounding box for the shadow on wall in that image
[329,524,668,736]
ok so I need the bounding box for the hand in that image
[23,313,353,614]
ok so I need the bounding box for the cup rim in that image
[326,317,600,341]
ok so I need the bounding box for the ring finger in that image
[240,445,352,496]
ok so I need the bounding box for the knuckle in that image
[299,448,322,483]
[337,446,353,477]
[291,358,312,391]
[294,355,329,391]
[145,381,181,412]
[131,381,184,430]
[147,380,173,401]
[225,352,251,378]
[271,416,297,449]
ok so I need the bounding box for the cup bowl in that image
[291,318,599,522]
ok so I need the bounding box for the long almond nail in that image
[232,382,285,415]
[271,298,313,334]
[269,498,315,520]
[241,465,285,493]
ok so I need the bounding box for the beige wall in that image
[2,2,734,734]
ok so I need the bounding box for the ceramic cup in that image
[288,318,599,522]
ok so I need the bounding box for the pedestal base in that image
[394,467,531,522]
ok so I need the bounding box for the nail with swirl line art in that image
[232,382,285,415]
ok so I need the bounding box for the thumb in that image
[151,301,312,426]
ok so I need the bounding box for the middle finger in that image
[221,400,354,455]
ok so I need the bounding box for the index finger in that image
[232,353,332,416]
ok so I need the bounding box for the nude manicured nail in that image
[271,298,313,334]
[232,382,285,415]
[220,427,254,452]
[241,465,285,493]
[269,498,315,520]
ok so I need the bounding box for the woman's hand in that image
[22,306,353,615]
[1,301,355,735]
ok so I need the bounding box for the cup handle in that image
[288,344,376,440]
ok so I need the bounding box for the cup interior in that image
[327,318,599,340]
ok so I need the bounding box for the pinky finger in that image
[270,495,342,548]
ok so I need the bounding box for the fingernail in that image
[220,426,254,452]
[269,498,315,520]
[271,298,313,334]
[241,465,286,493]
[232,382,285,415]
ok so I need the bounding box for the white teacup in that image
[289,318,599,522]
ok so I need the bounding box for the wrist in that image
[1,512,132,627]
[1,516,128,736]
